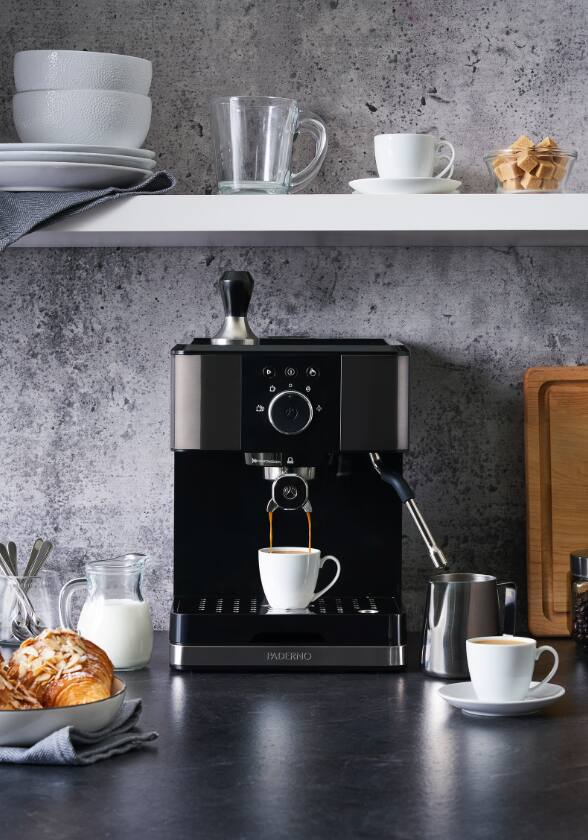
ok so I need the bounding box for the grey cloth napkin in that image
[0,169,176,252]
[0,699,158,765]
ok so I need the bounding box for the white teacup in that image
[466,636,559,702]
[374,133,455,179]
[258,547,341,610]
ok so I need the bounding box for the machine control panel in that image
[242,354,340,462]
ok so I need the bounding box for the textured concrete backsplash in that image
[1,1,587,630]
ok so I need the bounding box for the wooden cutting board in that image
[525,366,588,636]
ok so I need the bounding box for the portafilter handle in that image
[267,473,312,513]
[369,452,449,570]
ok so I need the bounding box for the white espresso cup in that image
[466,636,559,702]
[258,547,341,610]
[374,133,455,179]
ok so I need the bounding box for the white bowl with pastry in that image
[0,628,125,747]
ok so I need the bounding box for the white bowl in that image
[13,89,152,147]
[0,676,126,747]
[14,50,152,95]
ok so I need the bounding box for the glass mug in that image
[211,95,327,194]
[59,553,153,671]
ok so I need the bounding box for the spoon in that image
[22,538,43,579]
[7,542,17,575]
[22,540,52,594]
[0,543,13,574]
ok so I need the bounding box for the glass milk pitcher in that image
[59,553,153,670]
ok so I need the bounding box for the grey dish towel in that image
[0,170,176,252]
[0,699,158,765]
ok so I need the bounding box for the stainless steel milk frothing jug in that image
[421,573,516,679]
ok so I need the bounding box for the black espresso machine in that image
[169,272,447,671]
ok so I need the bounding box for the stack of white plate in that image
[0,142,156,191]
[2,50,156,191]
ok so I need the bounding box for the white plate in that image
[0,150,155,170]
[438,680,565,717]
[0,676,126,746]
[349,177,461,195]
[0,143,155,159]
[0,161,150,191]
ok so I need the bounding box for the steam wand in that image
[369,452,449,570]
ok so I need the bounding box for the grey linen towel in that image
[0,699,158,765]
[0,170,176,252]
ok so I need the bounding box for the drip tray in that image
[170,595,406,670]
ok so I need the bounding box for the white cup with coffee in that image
[466,636,559,702]
[258,547,341,610]
[374,133,455,179]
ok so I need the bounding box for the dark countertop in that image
[2,632,586,840]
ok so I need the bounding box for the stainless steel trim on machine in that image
[170,643,406,669]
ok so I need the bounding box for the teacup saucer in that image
[438,681,565,717]
[349,177,461,195]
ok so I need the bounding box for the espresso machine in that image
[169,272,447,671]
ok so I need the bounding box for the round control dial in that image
[268,390,313,435]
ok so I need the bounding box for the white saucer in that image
[349,177,461,195]
[0,161,150,191]
[438,681,565,717]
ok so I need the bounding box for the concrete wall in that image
[1,1,586,630]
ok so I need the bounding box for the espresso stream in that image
[268,510,312,552]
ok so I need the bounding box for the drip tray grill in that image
[171,594,406,654]
[189,595,387,616]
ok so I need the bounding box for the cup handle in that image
[528,645,559,693]
[290,110,328,193]
[309,555,341,602]
[434,140,455,178]
[58,577,87,630]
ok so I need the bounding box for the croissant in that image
[0,653,42,710]
[8,629,113,708]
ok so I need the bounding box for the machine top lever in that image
[369,452,449,570]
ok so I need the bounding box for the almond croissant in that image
[0,653,42,710]
[8,629,113,708]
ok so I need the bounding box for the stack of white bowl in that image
[0,50,156,190]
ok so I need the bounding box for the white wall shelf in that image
[12,193,588,248]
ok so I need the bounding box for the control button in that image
[269,385,276,393]
[268,390,313,435]
[305,385,311,393]
[316,404,323,412]
[256,404,265,413]
[284,366,298,378]
[306,366,319,378]
[262,366,276,379]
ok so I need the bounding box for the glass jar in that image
[59,553,153,670]
[571,550,588,647]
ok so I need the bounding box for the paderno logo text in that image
[266,650,312,662]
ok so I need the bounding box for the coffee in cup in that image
[466,635,559,702]
[258,547,341,610]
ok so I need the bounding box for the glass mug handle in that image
[58,577,87,630]
[310,555,341,603]
[433,140,455,178]
[290,110,328,193]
